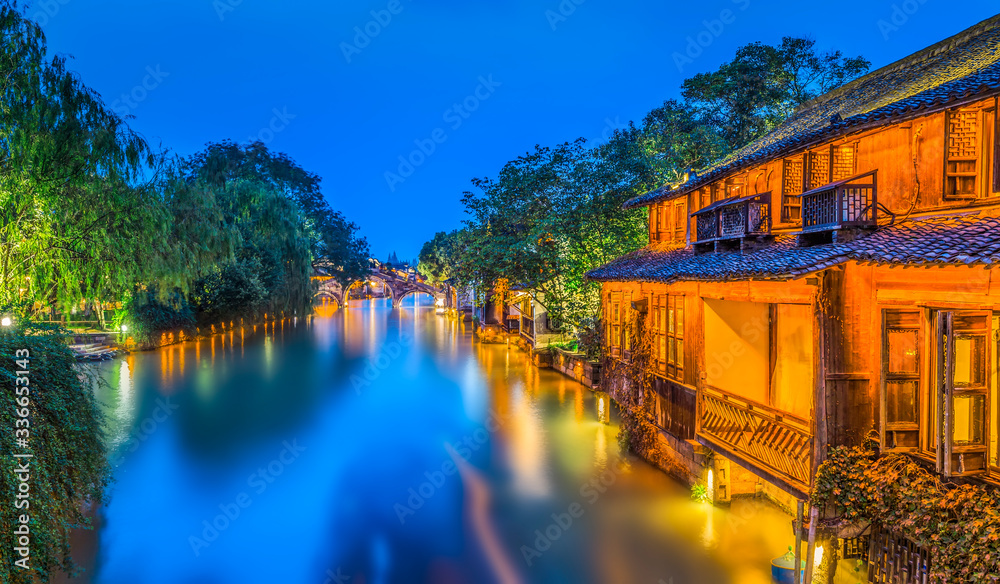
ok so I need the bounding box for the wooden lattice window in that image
[943,107,997,198]
[808,150,831,190]
[653,294,684,381]
[832,144,857,181]
[657,202,670,240]
[782,156,804,222]
[672,201,685,241]
[946,109,979,197]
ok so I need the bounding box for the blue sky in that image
[36,0,999,260]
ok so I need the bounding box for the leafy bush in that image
[119,284,195,347]
[0,306,108,582]
[189,260,268,326]
[812,433,1000,583]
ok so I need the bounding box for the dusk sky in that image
[37,0,999,261]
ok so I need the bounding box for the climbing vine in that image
[0,305,109,582]
[812,434,1000,583]
[601,302,660,461]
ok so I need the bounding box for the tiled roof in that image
[586,214,1000,283]
[624,14,1000,210]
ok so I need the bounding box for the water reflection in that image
[58,299,795,584]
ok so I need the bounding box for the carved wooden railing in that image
[693,192,771,243]
[699,386,813,487]
[801,170,878,232]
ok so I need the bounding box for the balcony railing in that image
[699,386,813,488]
[693,192,771,244]
[800,170,878,232]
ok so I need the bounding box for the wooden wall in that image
[656,95,1000,241]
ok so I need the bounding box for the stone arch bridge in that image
[313,264,454,310]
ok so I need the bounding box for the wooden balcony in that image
[698,386,813,490]
[692,192,772,251]
[800,170,878,233]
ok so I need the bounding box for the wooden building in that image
[589,14,1000,511]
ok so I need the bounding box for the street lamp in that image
[1,316,11,327]
[120,324,128,333]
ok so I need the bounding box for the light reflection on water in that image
[57,298,794,584]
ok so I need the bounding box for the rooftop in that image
[586,213,1000,283]
[624,13,1000,210]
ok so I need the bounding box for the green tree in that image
[183,141,370,287]
[682,37,870,150]
[0,4,165,310]
[418,230,460,285]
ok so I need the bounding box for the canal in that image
[58,299,802,584]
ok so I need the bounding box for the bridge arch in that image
[393,289,437,310]
[344,275,395,305]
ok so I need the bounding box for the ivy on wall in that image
[812,434,1000,583]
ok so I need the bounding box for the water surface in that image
[59,299,796,584]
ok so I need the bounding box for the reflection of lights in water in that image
[594,423,607,471]
[509,381,549,498]
[598,396,606,423]
[701,505,715,549]
[264,337,274,374]
[707,469,715,503]
[114,361,134,435]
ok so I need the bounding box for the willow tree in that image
[183,141,371,287]
[0,3,164,310]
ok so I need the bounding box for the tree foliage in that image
[0,308,108,583]
[682,37,870,150]
[182,141,371,287]
[423,37,870,352]
[0,3,163,309]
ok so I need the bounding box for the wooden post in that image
[794,500,804,584]
[805,505,819,583]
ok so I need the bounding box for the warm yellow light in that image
[814,545,824,569]
[120,324,128,333]
[1,316,11,327]
[435,298,445,307]
[707,469,715,503]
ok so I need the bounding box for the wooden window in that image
[882,310,922,451]
[808,149,831,190]
[945,107,985,198]
[673,201,685,242]
[648,205,658,244]
[986,105,998,195]
[934,311,992,476]
[782,157,804,223]
[832,144,857,181]
[658,202,670,241]
[611,292,622,354]
[990,314,999,469]
[653,294,684,381]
